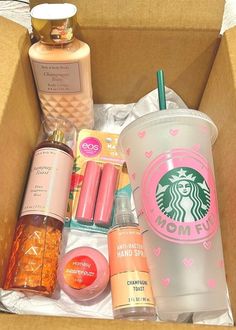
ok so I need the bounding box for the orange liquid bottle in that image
[4,121,75,296]
[108,194,156,320]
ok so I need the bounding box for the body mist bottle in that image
[29,3,94,130]
[108,194,156,320]
[4,118,76,296]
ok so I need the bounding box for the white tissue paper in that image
[94,88,187,134]
[0,88,233,326]
[220,0,236,35]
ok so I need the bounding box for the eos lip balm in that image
[94,163,119,227]
[76,161,101,223]
[57,247,110,302]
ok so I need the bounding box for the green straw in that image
[157,69,167,110]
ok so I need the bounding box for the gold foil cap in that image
[31,3,77,45]
[48,130,65,144]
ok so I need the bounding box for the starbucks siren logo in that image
[141,149,219,243]
[156,167,210,222]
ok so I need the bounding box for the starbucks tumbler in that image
[118,109,228,316]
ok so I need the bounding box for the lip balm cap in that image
[76,161,101,222]
[93,163,119,226]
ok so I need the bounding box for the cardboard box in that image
[1,0,235,329]
[30,0,225,108]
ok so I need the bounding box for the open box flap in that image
[0,4,235,329]
[200,25,236,321]
[0,17,41,286]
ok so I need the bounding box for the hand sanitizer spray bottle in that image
[108,194,156,320]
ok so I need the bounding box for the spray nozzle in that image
[114,193,136,226]
[48,129,65,143]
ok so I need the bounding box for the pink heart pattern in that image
[161,278,170,288]
[169,129,179,136]
[200,125,209,133]
[203,240,212,250]
[182,258,193,268]
[145,151,153,158]
[217,259,224,269]
[138,131,146,138]
[208,279,216,288]
[153,247,161,257]
[126,148,131,156]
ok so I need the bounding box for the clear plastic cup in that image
[118,109,228,316]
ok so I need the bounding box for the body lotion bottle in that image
[29,3,94,130]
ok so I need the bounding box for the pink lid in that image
[57,247,110,302]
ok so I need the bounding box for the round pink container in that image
[57,247,110,302]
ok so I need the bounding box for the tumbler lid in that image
[118,109,218,156]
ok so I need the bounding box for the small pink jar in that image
[57,247,110,302]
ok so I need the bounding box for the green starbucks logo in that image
[156,167,210,222]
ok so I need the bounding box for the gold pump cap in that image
[31,3,77,45]
[48,130,65,144]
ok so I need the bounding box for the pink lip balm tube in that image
[94,163,119,227]
[76,161,101,223]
